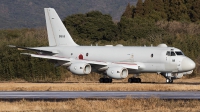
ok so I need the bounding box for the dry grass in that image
[0,98,199,111]
[0,75,199,111]
[0,74,199,91]
[0,79,200,91]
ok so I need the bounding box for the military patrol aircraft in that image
[9,8,196,83]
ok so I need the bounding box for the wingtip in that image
[8,45,16,48]
[20,53,31,55]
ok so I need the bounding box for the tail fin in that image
[44,8,78,46]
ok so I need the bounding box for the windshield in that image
[175,51,184,55]
[171,51,176,56]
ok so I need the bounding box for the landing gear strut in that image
[128,78,141,83]
[99,78,112,83]
[160,73,174,84]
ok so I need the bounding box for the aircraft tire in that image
[170,79,173,83]
[104,78,109,83]
[133,78,137,83]
[166,78,173,83]
[109,78,112,83]
[128,78,132,83]
[128,78,141,83]
[166,78,169,83]
[99,78,112,83]
[137,78,141,83]
[99,78,104,83]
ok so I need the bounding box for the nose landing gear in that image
[160,73,174,83]
[166,78,173,83]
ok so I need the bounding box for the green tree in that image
[151,0,167,20]
[122,3,132,18]
[64,11,119,43]
[134,0,144,17]
[118,16,164,41]
[167,0,189,21]
[189,0,200,22]
[143,0,153,17]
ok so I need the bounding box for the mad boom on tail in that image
[9,8,196,83]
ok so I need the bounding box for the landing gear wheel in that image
[166,78,170,83]
[137,78,141,83]
[169,79,173,83]
[109,78,112,83]
[104,78,109,83]
[128,78,132,83]
[99,78,104,83]
[166,78,173,83]
[99,78,112,83]
[128,78,141,83]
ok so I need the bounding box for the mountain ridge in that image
[0,0,137,29]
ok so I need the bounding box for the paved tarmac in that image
[0,91,200,100]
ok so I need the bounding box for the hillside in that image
[0,0,137,29]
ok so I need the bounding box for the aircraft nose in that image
[181,58,196,71]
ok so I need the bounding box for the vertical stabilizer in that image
[44,8,78,46]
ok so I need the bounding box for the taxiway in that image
[0,91,199,100]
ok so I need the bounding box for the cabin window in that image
[175,51,184,55]
[166,51,170,56]
[151,54,153,58]
[86,53,89,56]
[71,53,73,55]
[171,52,176,56]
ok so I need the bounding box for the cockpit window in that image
[166,51,177,56]
[175,51,184,55]
[166,51,170,56]
[171,52,176,56]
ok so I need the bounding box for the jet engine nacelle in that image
[106,67,128,79]
[69,63,91,75]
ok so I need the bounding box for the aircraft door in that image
[166,50,176,63]
[165,50,178,72]
[170,50,176,63]
[166,51,170,62]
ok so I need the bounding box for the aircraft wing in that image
[20,53,138,70]
[21,53,108,66]
[21,53,70,61]
[114,63,138,70]
[8,45,58,54]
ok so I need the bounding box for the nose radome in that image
[181,58,196,71]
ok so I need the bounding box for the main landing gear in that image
[99,78,112,83]
[128,78,141,83]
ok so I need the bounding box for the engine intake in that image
[69,63,91,75]
[106,67,128,79]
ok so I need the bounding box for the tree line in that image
[0,0,200,81]
[123,0,200,22]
